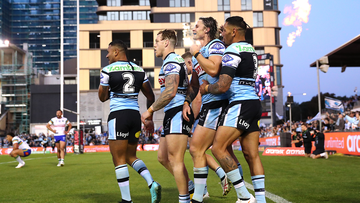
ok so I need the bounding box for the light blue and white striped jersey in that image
[100,61,148,112]
[221,41,259,102]
[158,52,189,112]
[191,39,228,104]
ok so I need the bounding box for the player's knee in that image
[189,144,200,157]
[9,151,15,157]
[157,154,168,166]
[242,149,258,161]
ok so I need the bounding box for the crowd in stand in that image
[259,95,360,138]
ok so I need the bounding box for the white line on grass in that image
[0,156,56,165]
[244,181,292,203]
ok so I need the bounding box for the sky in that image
[278,0,360,104]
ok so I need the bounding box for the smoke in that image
[282,0,311,47]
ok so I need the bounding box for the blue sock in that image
[237,163,244,177]
[227,169,250,200]
[115,164,131,202]
[252,175,266,203]
[188,180,194,194]
[193,166,208,202]
[179,194,190,203]
[215,166,226,181]
[131,159,154,188]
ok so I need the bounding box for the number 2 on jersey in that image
[122,72,135,93]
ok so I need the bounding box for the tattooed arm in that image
[98,85,110,102]
[208,74,232,94]
[151,74,179,111]
[199,73,233,95]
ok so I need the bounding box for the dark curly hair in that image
[199,17,218,40]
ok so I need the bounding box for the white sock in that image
[16,156,23,164]
[320,152,326,157]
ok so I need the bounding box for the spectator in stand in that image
[323,118,331,133]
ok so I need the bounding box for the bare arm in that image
[46,123,56,133]
[65,123,72,135]
[141,81,155,135]
[191,92,202,119]
[98,85,110,102]
[196,55,222,77]
[152,74,179,111]
[185,71,200,103]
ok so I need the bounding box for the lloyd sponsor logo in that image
[238,119,250,129]
[183,125,191,133]
[117,132,129,138]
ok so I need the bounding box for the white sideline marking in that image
[244,181,292,203]
[0,156,56,165]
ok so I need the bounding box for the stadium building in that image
[78,0,283,130]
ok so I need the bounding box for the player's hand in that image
[141,110,153,126]
[143,120,154,137]
[182,102,191,122]
[190,44,201,56]
[199,80,209,95]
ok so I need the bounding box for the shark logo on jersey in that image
[164,64,177,72]
[222,54,233,63]
[212,43,224,50]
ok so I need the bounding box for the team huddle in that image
[98,16,265,203]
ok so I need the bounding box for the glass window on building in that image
[218,0,230,11]
[143,32,153,47]
[274,0,278,10]
[255,47,265,64]
[112,33,130,47]
[99,15,107,21]
[89,33,100,48]
[133,11,147,20]
[107,12,119,21]
[253,12,263,27]
[170,0,189,7]
[120,11,132,20]
[107,0,121,7]
[276,66,281,86]
[224,12,230,20]
[170,13,190,23]
[139,0,150,6]
[241,0,252,10]
[89,70,100,89]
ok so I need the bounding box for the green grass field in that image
[1,150,359,203]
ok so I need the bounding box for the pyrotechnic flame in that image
[282,0,311,47]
